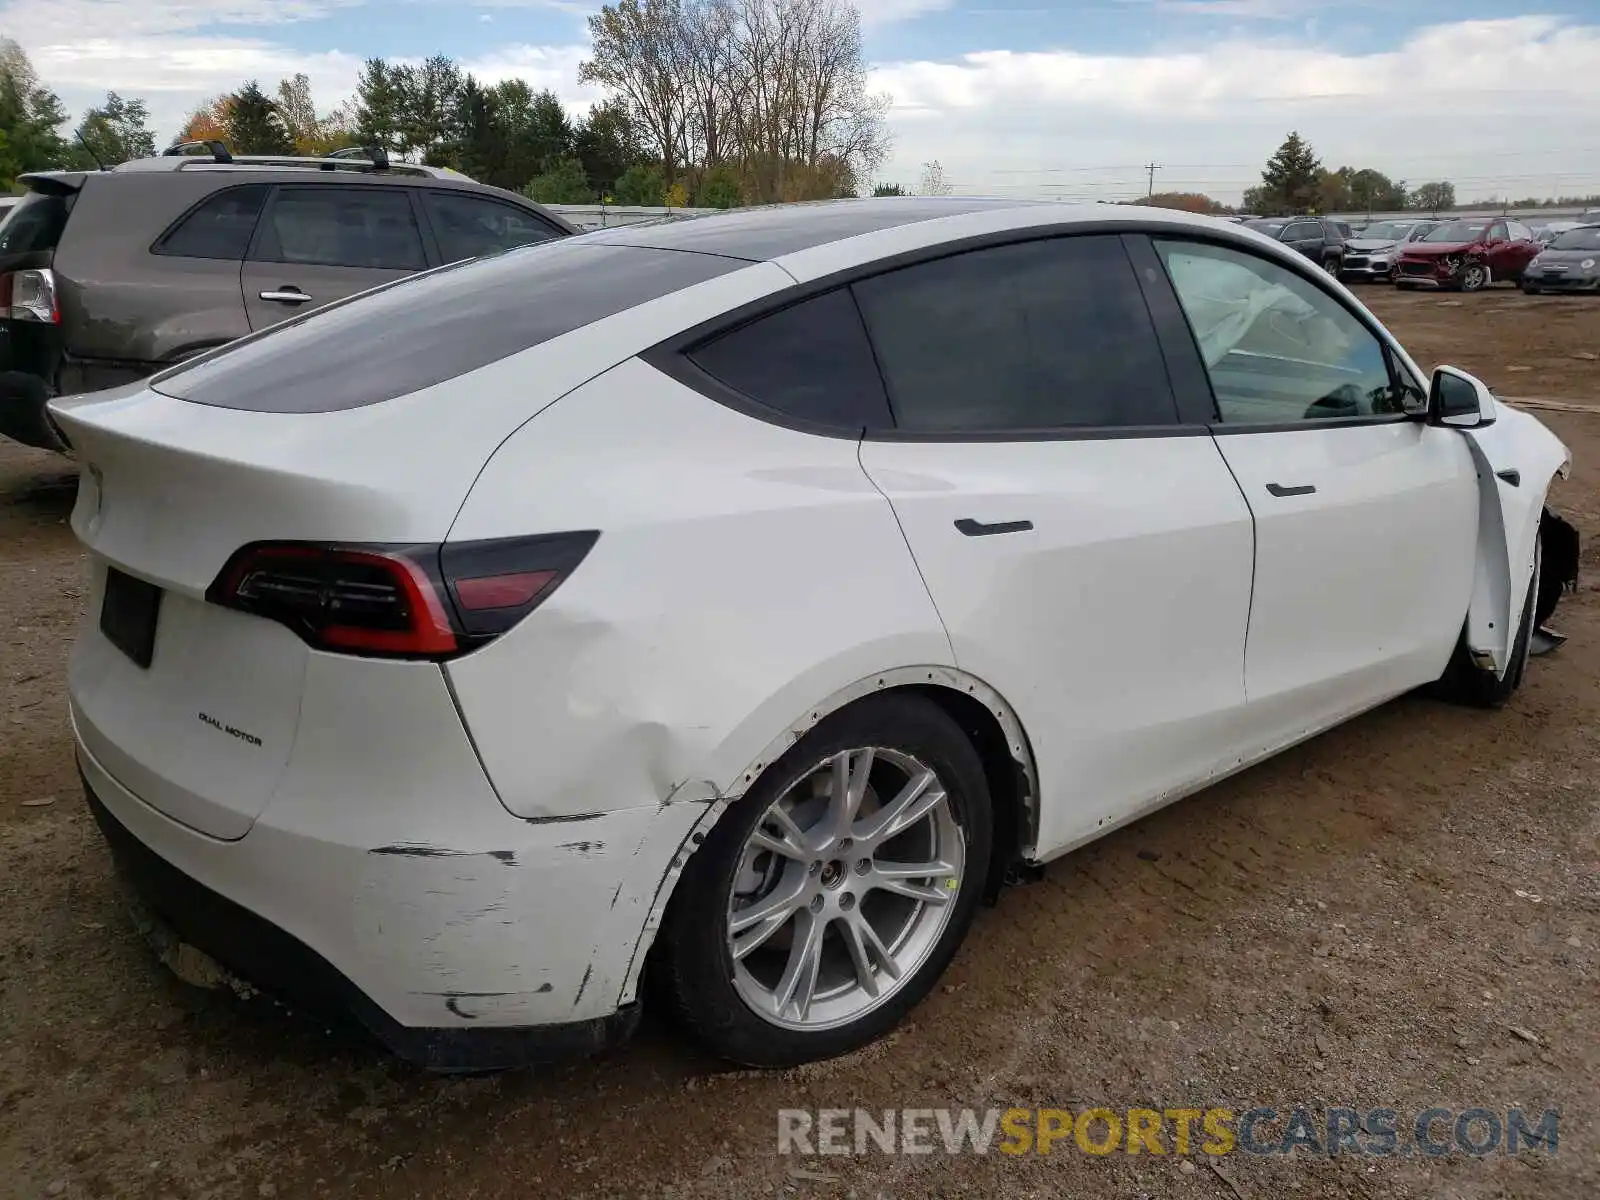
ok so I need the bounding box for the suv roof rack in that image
[163,140,233,163]
[123,145,466,180]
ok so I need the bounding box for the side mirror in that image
[1429,366,1497,429]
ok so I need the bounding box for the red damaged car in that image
[1394,217,1540,291]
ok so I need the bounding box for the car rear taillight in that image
[0,267,60,323]
[206,532,599,659]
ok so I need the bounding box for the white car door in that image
[1152,237,1480,753]
[848,234,1258,858]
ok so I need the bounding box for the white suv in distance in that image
[51,200,1578,1071]
[1338,219,1437,281]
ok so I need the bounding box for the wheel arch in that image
[619,666,1041,1005]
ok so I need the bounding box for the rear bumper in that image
[72,687,708,1071]
[83,773,641,1071]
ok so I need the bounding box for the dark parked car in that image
[0,144,576,452]
[1393,218,1540,292]
[1522,224,1600,294]
[1240,216,1349,273]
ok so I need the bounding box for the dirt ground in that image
[2,287,1598,1200]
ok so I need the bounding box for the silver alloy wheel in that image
[726,746,966,1031]
[1462,263,1488,290]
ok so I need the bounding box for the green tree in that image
[398,56,463,163]
[695,164,742,208]
[1256,131,1321,214]
[872,182,906,196]
[613,162,665,206]
[0,39,69,178]
[573,98,642,198]
[452,76,507,185]
[354,58,406,154]
[1411,181,1456,213]
[224,80,292,154]
[524,156,594,203]
[71,92,156,167]
[1346,167,1407,212]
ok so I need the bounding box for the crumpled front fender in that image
[1458,403,1573,672]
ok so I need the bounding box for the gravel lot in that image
[2,287,1598,1200]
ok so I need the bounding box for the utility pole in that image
[1145,162,1161,197]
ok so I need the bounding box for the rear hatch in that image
[50,238,760,839]
[57,380,516,840]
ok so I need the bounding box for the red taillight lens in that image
[207,532,599,659]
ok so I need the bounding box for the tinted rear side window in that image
[687,288,892,428]
[253,186,426,271]
[423,191,561,263]
[0,190,73,256]
[153,185,269,260]
[852,235,1178,432]
[153,241,743,413]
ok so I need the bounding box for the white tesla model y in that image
[50,199,1579,1071]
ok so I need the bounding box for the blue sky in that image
[5,0,1599,202]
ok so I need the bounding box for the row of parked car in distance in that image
[1223,211,1600,294]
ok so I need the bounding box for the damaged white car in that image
[51,200,1579,1071]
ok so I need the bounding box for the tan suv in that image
[0,141,575,452]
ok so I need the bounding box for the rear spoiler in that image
[17,172,87,196]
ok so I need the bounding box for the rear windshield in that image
[152,240,743,413]
[0,190,74,257]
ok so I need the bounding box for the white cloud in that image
[868,17,1600,202]
[5,3,1599,205]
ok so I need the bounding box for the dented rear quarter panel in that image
[443,356,957,825]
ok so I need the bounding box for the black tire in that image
[1435,535,1541,708]
[1522,284,1541,296]
[656,692,993,1067]
[1460,260,1490,292]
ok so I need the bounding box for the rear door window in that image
[686,288,892,428]
[153,185,269,260]
[252,186,427,271]
[851,234,1179,433]
[0,190,74,257]
[421,191,562,263]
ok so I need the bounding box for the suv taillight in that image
[0,268,60,323]
[206,532,599,659]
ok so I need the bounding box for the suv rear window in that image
[0,190,74,257]
[152,241,744,413]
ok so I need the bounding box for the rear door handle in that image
[259,288,312,304]
[955,518,1034,537]
[1265,482,1316,498]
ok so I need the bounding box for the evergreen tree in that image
[1257,131,1322,214]
[225,81,292,155]
[573,98,641,197]
[453,76,507,186]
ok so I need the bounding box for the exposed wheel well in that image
[892,684,1033,903]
